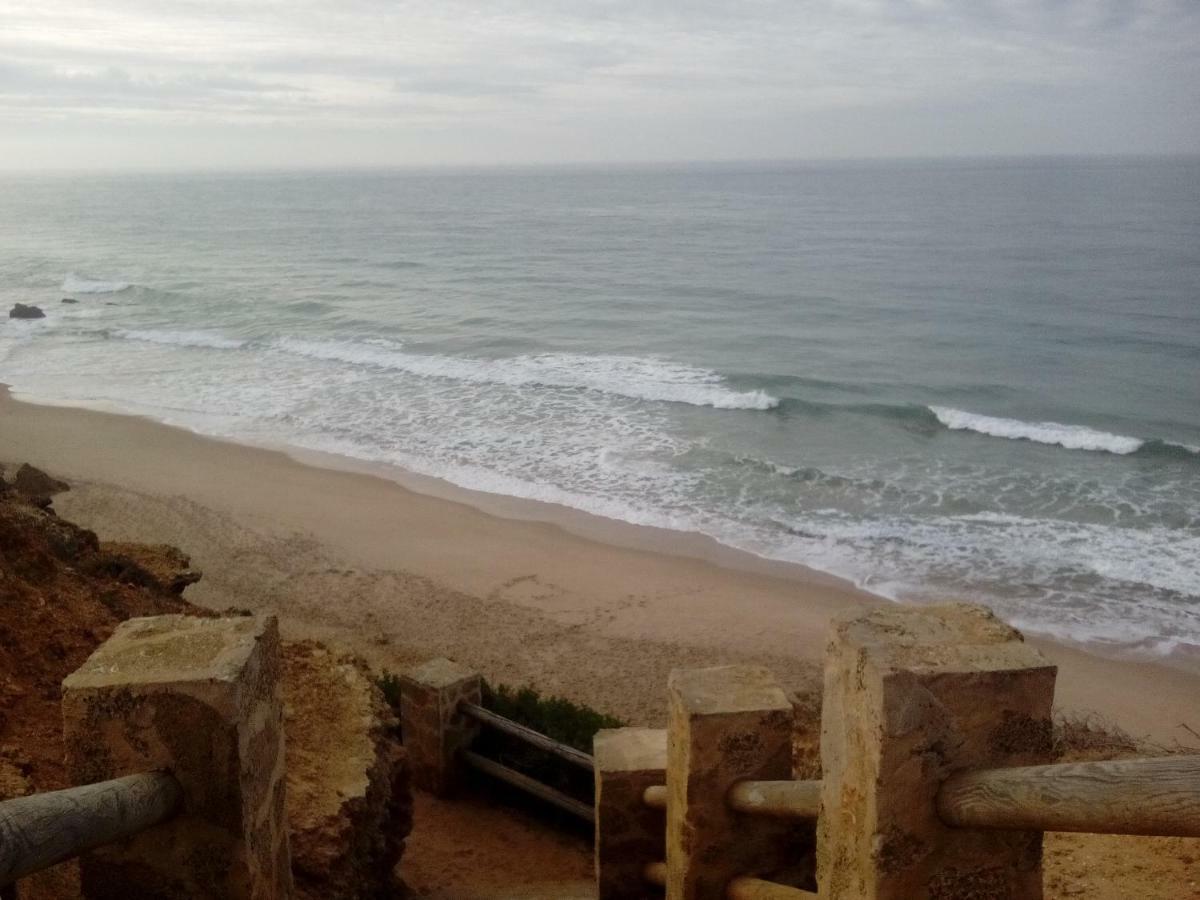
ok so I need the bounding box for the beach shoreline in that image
[1,384,1197,744]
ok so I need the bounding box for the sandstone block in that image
[666,665,801,900]
[594,727,667,900]
[817,603,1057,900]
[62,614,292,900]
[399,657,480,795]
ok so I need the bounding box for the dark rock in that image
[9,303,45,319]
[61,298,79,304]
[94,542,202,595]
[44,520,101,561]
[11,464,69,505]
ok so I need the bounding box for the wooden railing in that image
[937,754,1200,837]
[726,780,820,819]
[592,605,1200,900]
[0,772,181,889]
[403,611,1200,900]
[457,700,595,823]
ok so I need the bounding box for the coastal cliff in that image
[0,464,412,898]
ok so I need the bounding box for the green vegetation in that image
[373,669,621,823]
[376,669,403,711]
[481,681,623,754]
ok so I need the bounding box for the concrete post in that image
[817,603,1057,900]
[399,657,481,795]
[594,727,667,899]
[61,614,292,900]
[666,665,808,900]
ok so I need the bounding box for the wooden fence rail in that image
[643,784,667,810]
[0,772,182,887]
[460,750,594,823]
[937,753,1200,837]
[726,876,817,899]
[726,779,821,819]
[459,702,595,770]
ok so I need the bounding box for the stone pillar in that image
[594,727,667,899]
[666,665,802,900]
[817,603,1057,900]
[399,657,481,795]
[61,614,292,900]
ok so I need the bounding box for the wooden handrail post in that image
[817,603,1056,899]
[0,773,181,886]
[62,614,293,898]
[594,728,667,898]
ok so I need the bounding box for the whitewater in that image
[0,159,1197,663]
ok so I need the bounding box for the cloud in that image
[0,0,1196,168]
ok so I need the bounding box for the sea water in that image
[1,157,1197,662]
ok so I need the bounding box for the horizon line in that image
[1,150,1197,179]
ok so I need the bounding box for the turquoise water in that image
[1,158,1197,660]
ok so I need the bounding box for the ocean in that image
[1,157,1197,662]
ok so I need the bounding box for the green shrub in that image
[376,669,403,711]
[470,681,623,822]
[481,681,623,753]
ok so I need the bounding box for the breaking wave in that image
[930,406,1147,455]
[62,273,132,295]
[113,328,246,350]
[272,337,779,410]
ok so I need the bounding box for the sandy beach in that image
[1,385,1197,743]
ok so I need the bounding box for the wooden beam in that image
[726,876,817,899]
[643,861,667,886]
[459,703,594,771]
[460,750,594,823]
[0,772,182,886]
[727,780,820,819]
[642,784,667,809]
[937,754,1200,837]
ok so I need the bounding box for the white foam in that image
[930,406,1144,454]
[273,338,779,410]
[1166,440,1200,456]
[62,273,131,294]
[114,328,246,350]
[4,326,1195,661]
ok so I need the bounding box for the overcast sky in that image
[1,0,1197,171]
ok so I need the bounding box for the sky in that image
[1,0,1198,171]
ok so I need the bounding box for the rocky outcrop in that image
[0,465,201,801]
[93,542,203,594]
[8,463,70,508]
[9,303,45,319]
[282,641,412,899]
[0,465,414,899]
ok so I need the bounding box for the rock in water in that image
[9,303,45,319]
[61,298,79,304]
